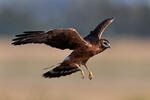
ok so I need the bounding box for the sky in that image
[0,0,150,37]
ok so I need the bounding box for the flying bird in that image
[12,17,114,80]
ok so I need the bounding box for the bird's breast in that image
[68,47,96,63]
[62,45,101,65]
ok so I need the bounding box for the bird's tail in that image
[12,31,46,45]
[43,64,80,78]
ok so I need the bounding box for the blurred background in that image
[0,0,150,100]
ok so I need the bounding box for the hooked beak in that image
[107,44,111,48]
[107,45,111,48]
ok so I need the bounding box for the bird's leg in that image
[80,69,85,79]
[84,64,93,80]
[77,64,85,79]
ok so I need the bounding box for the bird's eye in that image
[103,42,107,45]
[102,41,110,48]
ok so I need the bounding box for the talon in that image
[81,71,85,79]
[89,72,93,80]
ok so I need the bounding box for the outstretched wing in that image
[12,28,88,50]
[84,17,114,44]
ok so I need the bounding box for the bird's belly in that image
[72,50,94,64]
[62,47,97,65]
[63,54,90,64]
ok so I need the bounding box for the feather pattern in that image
[12,29,88,50]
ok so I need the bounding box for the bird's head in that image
[99,39,110,49]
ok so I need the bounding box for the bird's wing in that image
[43,64,81,78]
[84,17,114,44]
[12,28,88,50]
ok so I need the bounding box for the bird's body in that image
[62,42,102,65]
[12,17,114,80]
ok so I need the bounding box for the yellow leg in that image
[84,64,93,80]
[81,70,85,79]
[76,64,85,79]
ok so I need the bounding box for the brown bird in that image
[12,17,114,80]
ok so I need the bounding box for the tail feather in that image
[43,65,80,78]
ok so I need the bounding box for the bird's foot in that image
[89,72,93,80]
[81,71,85,79]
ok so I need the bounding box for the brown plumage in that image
[12,17,114,80]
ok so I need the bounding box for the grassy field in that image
[0,39,150,100]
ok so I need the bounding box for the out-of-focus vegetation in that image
[0,39,150,100]
[0,0,150,37]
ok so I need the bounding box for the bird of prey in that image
[12,17,114,80]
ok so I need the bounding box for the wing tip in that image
[11,42,15,45]
[107,17,115,23]
[11,41,22,45]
